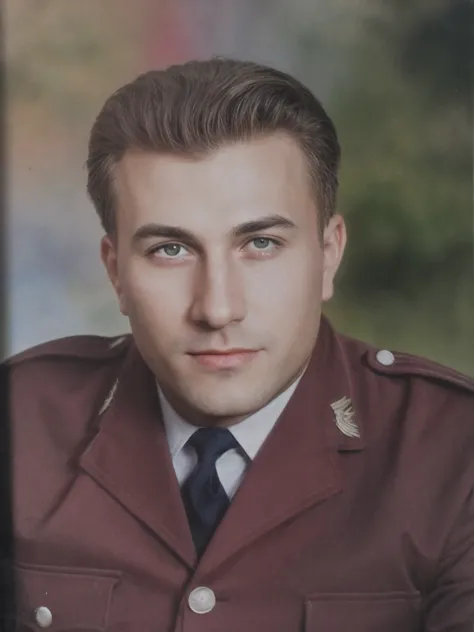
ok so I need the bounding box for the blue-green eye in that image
[150,243,189,259]
[161,244,183,257]
[252,238,272,249]
[246,237,281,254]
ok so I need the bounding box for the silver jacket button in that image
[376,349,395,366]
[34,606,53,628]
[188,586,216,614]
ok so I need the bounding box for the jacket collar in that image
[79,316,365,572]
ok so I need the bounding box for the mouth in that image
[187,349,259,370]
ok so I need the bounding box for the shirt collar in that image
[158,373,304,462]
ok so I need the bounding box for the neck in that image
[158,362,309,428]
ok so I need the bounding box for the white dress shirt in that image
[158,377,302,500]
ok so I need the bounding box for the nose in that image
[189,254,246,330]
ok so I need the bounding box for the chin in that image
[186,385,267,420]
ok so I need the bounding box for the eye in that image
[245,237,281,254]
[151,243,189,259]
[252,238,272,249]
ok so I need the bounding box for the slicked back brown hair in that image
[86,58,341,235]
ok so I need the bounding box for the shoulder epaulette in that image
[365,347,474,394]
[4,334,130,367]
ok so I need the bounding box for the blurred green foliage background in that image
[5,0,473,374]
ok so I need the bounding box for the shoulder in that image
[2,334,131,395]
[338,333,474,493]
[340,332,474,399]
[363,346,474,396]
[4,334,132,441]
[338,332,474,443]
[4,334,131,370]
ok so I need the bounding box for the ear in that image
[321,214,347,302]
[100,235,128,315]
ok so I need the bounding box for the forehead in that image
[114,133,316,232]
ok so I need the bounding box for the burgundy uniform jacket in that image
[4,317,474,631]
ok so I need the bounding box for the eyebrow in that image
[132,214,296,246]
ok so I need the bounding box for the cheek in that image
[244,254,323,327]
[247,252,322,301]
[119,259,189,324]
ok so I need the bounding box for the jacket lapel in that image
[78,317,364,573]
[200,317,365,573]
[79,344,197,569]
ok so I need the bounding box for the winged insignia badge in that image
[330,396,360,439]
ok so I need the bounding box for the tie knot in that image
[187,427,240,464]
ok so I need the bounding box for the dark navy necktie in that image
[181,427,242,557]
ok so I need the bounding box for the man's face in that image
[102,133,346,425]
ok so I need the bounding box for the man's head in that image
[86,58,346,426]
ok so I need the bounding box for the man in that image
[5,58,474,631]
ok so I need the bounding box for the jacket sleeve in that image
[424,487,474,631]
